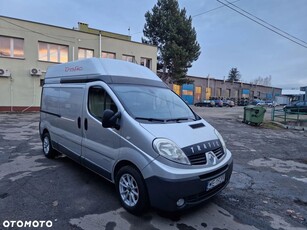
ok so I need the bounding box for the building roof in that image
[0,15,141,43]
[282,89,305,95]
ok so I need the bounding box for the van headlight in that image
[214,129,227,154]
[153,138,190,165]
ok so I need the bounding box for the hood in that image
[139,119,217,148]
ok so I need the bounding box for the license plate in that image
[207,174,225,191]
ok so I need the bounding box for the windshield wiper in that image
[165,117,194,123]
[135,117,195,123]
[135,117,165,122]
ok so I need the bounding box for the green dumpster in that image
[243,105,266,125]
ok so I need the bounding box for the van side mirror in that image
[102,109,121,130]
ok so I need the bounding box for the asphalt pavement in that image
[0,107,306,230]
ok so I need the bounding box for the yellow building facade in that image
[0,16,157,111]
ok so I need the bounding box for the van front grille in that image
[188,153,207,165]
[187,146,225,165]
[182,139,225,166]
[213,146,224,159]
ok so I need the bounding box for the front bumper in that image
[145,161,233,212]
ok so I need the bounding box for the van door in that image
[81,82,120,181]
[57,85,84,162]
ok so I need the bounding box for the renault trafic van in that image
[39,58,233,214]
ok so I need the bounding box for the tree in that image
[227,68,241,82]
[143,0,201,85]
[251,76,272,86]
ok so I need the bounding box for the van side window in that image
[88,86,118,121]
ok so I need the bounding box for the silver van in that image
[39,58,233,214]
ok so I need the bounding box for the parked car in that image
[265,100,278,107]
[214,99,223,107]
[194,100,215,107]
[223,100,235,107]
[237,99,249,106]
[283,101,307,113]
[250,99,265,106]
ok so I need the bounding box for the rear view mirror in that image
[102,109,121,130]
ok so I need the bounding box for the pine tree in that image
[227,68,241,82]
[143,0,201,85]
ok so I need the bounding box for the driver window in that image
[88,86,118,121]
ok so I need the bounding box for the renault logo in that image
[206,151,218,165]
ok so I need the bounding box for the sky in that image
[1,0,306,89]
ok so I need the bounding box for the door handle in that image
[77,117,81,129]
[84,118,88,131]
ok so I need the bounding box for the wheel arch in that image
[113,160,141,182]
[113,160,150,214]
[40,128,49,141]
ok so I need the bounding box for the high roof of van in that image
[44,58,162,84]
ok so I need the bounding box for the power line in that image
[216,0,307,49]
[192,0,241,18]
[132,0,242,36]
[224,0,307,45]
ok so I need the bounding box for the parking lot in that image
[0,107,306,230]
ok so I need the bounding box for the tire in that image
[115,166,149,215]
[42,132,57,159]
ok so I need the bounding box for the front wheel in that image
[115,166,149,215]
[42,132,57,159]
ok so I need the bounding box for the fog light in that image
[176,198,185,207]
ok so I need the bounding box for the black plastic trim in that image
[81,157,112,181]
[189,123,205,129]
[60,75,167,88]
[40,109,61,118]
[52,141,112,181]
[52,141,81,163]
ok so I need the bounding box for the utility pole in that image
[300,86,307,102]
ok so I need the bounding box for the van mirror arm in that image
[102,109,121,130]
[112,111,121,130]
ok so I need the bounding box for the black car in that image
[283,101,307,113]
[194,100,215,107]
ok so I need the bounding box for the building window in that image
[206,87,212,100]
[101,51,115,59]
[234,90,238,98]
[195,86,202,101]
[78,48,94,60]
[122,55,134,62]
[40,79,45,87]
[217,88,222,97]
[226,89,231,98]
[0,36,24,58]
[140,57,152,69]
[173,84,181,96]
[251,90,255,98]
[38,42,68,63]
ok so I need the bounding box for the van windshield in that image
[112,85,197,122]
